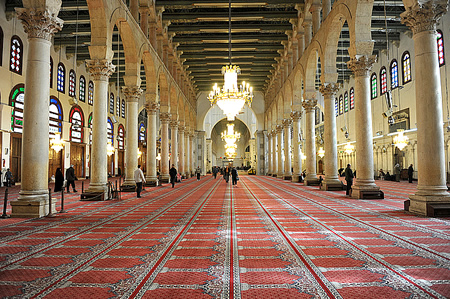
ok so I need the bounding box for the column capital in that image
[146,102,159,115]
[178,126,186,133]
[139,6,149,14]
[276,125,283,133]
[122,86,143,102]
[319,83,340,97]
[347,55,377,77]
[271,129,277,136]
[16,8,63,41]
[302,99,318,112]
[291,110,302,121]
[169,120,179,129]
[85,60,116,81]
[309,3,322,12]
[160,112,171,124]
[282,119,293,128]
[401,1,448,35]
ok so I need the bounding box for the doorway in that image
[71,143,85,179]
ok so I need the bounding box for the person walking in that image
[169,164,177,188]
[195,166,201,181]
[224,166,230,183]
[54,168,64,192]
[134,165,146,198]
[344,164,354,197]
[231,167,238,186]
[65,165,77,193]
[408,164,414,183]
[212,166,218,179]
[394,163,401,182]
[5,169,13,187]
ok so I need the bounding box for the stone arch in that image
[87,0,115,60]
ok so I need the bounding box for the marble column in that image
[310,4,322,35]
[272,130,278,177]
[283,119,293,180]
[347,56,381,198]
[401,2,450,215]
[297,31,305,59]
[292,41,298,63]
[149,21,157,48]
[122,86,143,188]
[277,125,284,178]
[139,7,149,38]
[302,99,319,185]
[303,21,312,47]
[267,131,272,175]
[319,83,342,190]
[160,113,171,183]
[190,131,196,175]
[170,121,178,169]
[185,130,190,178]
[291,111,302,182]
[322,0,331,20]
[145,102,159,185]
[12,7,62,218]
[179,126,185,177]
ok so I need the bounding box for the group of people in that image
[221,166,239,186]
[53,165,78,193]
[379,164,414,183]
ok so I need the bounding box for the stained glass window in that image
[69,106,84,143]
[57,63,65,93]
[350,88,355,110]
[335,98,338,117]
[69,69,76,97]
[390,60,398,89]
[437,29,445,66]
[118,124,125,150]
[402,52,411,84]
[380,67,387,95]
[10,36,23,75]
[9,84,25,133]
[139,122,146,143]
[88,113,93,145]
[344,91,349,112]
[107,118,114,143]
[49,96,62,138]
[121,98,125,118]
[371,73,377,99]
[88,81,94,105]
[339,95,343,115]
[79,76,86,102]
[109,93,115,114]
[116,96,120,116]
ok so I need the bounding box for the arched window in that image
[10,35,23,75]
[49,96,63,138]
[344,91,349,112]
[88,113,93,145]
[401,52,412,84]
[335,98,338,117]
[380,67,387,95]
[121,98,126,118]
[69,70,76,97]
[118,124,125,150]
[437,29,445,66]
[109,93,115,114]
[0,26,3,66]
[79,76,86,102]
[88,81,94,105]
[50,57,53,88]
[338,95,343,115]
[139,122,146,143]
[314,107,321,125]
[350,88,355,110]
[371,73,377,99]
[69,106,84,143]
[9,84,25,133]
[390,59,398,89]
[107,117,114,144]
[57,63,65,93]
[116,96,120,116]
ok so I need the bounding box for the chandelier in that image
[207,0,253,121]
[393,129,408,150]
[138,149,142,159]
[225,144,237,159]
[107,142,115,156]
[344,142,354,155]
[50,132,64,153]
[222,123,240,160]
[318,147,325,158]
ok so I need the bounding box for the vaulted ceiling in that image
[5,0,409,94]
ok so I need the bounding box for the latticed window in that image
[380,67,387,95]
[402,52,412,84]
[118,124,125,150]
[10,36,23,75]
[49,97,62,138]
[350,88,355,110]
[50,57,53,88]
[121,99,125,118]
[139,122,146,143]
[107,118,114,144]
[69,70,76,97]
[88,81,94,105]
[116,96,120,116]
[390,60,398,89]
[57,63,65,93]
[88,113,93,145]
[371,73,377,99]
[344,91,349,112]
[437,30,445,66]
[339,95,343,115]
[109,93,115,114]
[335,98,338,117]
[314,107,320,125]
[69,106,84,143]
[9,84,25,133]
[79,76,86,102]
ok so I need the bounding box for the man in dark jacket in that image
[231,167,238,186]
[65,165,77,193]
[169,164,177,188]
[408,164,414,183]
[344,164,354,196]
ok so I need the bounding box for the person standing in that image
[54,168,64,192]
[408,164,414,183]
[195,166,201,181]
[169,164,177,188]
[344,164,354,197]
[394,163,401,182]
[212,166,218,179]
[5,169,13,187]
[134,165,146,198]
[65,165,77,193]
[231,167,238,186]
[224,166,230,183]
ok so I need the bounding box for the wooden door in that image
[48,147,63,180]
[107,153,114,176]
[118,150,124,176]
[71,143,84,179]
[318,160,324,174]
[11,135,21,182]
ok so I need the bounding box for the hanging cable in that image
[228,0,232,65]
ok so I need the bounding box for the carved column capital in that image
[291,110,302,121]
[122,86,143,103]
[401,1,448,35]
[16,8,63,41]
[160,112,171,124]
[282,119,293,128]
[302,99,318,112]
[347,55,377,77]
[319,83,340,97]
[169,120,179,129]
[86,60,116,81]
[146,102,159,115]
[178,126,186,133]
[276,125,283,133]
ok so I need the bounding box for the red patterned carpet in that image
[0,176,449,298]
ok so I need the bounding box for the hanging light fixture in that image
[344,142,355,155]
[393,129,408,150]
[300,150,307,161]
[221,123,240,145]
[50,132,64,153]
[318,147,325,158]
[207,0,253,121]
[138,149,142,159]
[107,141,115,156]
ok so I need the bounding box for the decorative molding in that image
[16,8,63,41]
[146,102,160,114]
[290,110,302,121]
[401,1,448,35]
[302,99,318,112]
[122,86,143,103]
[160,112,171,123]
[282,119,293,128]
[319,83,339,97]
[347,55,377,77]
[85,60,116,82]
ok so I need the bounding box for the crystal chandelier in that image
[50,132,64,153]
[222,123,240,160]
[393,129,408,150]
[318,147,325,158]
[107,141,115,156]
[344,142,354,155]
[207,0,253,121]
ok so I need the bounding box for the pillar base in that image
[291,174,301,183]
[407,194,450,217]
[271,174,277,177]
[320,180,343,191]
[267,172,272,176]
[82,183,108,201]
[160,174,169,183]
[11,190,55,218]
[277,173,284,179]
[351,184,383,199]
[121,184,136,192]
[283,175,292,180]
[304,175,320,186]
